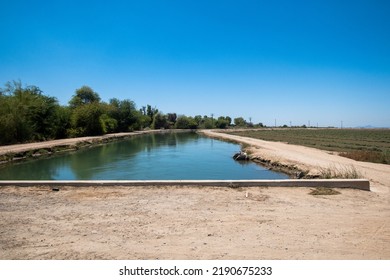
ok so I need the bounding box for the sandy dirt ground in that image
[1,185,389,260]
[0,130,389,260]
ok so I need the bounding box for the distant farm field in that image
[227,128,390,164]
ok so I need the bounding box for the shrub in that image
[318,164,362,179]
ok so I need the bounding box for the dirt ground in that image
[0,130,389,260]
[1,185,389,260]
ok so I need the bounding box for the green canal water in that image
[0,132,288,180]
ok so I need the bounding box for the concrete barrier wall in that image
[0,179,370,191]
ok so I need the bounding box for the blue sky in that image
[1,0,389,127]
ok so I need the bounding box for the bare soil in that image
[1,185,389,260]
[0,130,389,259]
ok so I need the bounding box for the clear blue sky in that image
[1,0,389,127]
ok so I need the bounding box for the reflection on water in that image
[0,132,288,180]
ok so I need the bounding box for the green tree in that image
[151,113,168,129]
[0,81,63,144]
[70,102,105,136]
[194,115,202,126]
[28,94,61,140]
[175,115,198,129]
[0,94,19,144]
[225,116,232,126]
[100,113,118,133]
[234,117,247,127]
[55,106,72,139]
[67,86,110,136]
[216,116,230,129]
[146,105,158,121]
[201,117,214,129]
[108,98,138,131]
[131,110,151,130]
[167,113,177,128]
[187,117,198,129]
[69,86,101,108]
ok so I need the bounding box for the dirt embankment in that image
[201,130,390,193]
[0,130,181,164]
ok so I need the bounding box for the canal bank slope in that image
[201,130,390,193]
[0,130,177,164]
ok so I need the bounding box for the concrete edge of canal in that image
[0,179,370,191]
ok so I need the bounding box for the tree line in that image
[0,81,261,145]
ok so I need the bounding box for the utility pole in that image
[341,120,343,129]
[274,119,276,128]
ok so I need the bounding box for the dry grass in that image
[339,150,389,164]
[309,187,341,195]
[318,164,362,179]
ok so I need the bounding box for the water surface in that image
[0,132,288,180]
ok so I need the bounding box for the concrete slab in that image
[0,179,370,191]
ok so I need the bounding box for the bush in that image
[70,103,105,136]
[175,115,198,129]
[0,81,63,144]
[100,114,118,134]
[152,113,169,129]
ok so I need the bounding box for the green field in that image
[227,128,390,164]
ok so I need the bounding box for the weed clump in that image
[309,187,341,195]
[318,164,362,179]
